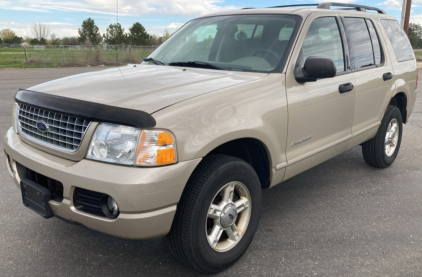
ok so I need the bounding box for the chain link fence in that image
[22,45,157,66]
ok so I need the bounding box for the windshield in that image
[148,14,300,73]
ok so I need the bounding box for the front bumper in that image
[4,127,201,239]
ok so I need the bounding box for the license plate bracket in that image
[21,179,54,219]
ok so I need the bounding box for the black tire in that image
[362,105,403,168]
[167,154,262,273]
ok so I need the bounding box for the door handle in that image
[339,82,354,94]
[383,72,393,81]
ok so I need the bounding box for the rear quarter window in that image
[381,20,414,62]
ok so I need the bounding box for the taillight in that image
[416,70,419,90]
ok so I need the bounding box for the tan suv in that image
[3,2,417,273]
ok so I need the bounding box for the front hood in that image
[28,65,267,114]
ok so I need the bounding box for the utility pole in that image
[401,0,412,34]
[401,0,407,27]
[117,0,118,23]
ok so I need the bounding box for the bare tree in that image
[31,22,51,40]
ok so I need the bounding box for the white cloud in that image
[410,13,422,24]
[167,22,184,29]
[0,0,240,17]
[0,0,239,38]
[146,22,184,36]
[378,0,402,10]
[0,20,79,38]
[44,22,75,26]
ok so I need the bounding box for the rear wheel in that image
[362,105,403,168]
[168,155,262,273]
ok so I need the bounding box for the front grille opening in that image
[73,188,119,219]
[16,163,64,202]
[17,104,90,152]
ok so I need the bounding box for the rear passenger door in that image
[284,13,356,180]
[342,17,395,143]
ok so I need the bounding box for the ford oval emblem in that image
[36,121,49,132]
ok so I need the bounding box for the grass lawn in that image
[0,46,155,68]
[1,47,421,68]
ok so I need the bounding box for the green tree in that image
[408,23,422,49]
[78,18,102,45]
[11,36,23,44]
[30,38,40,45]
[40,37,47,45]
[0,28,16,42]
[103,23,127,45]
[62,37,70,45]
[24,36,31,44]
[0,38,2,44]
[49,34,60,45]
[128,22,151,45]
[69,36,80,45]
[162,29,170,42]
[149,35,159,46]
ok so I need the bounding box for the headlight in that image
[86,123,177,166]
[12,103,19,134]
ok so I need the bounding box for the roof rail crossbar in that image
[317,2,386,14]
[268,4,319,8]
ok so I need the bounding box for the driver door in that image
[283,13,356,180]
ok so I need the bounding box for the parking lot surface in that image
[0,67,421,277]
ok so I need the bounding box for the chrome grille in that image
[17,104,90,152]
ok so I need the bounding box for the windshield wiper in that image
[169,61,226,70]
[143,58,165,65]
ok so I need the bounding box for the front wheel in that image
[362,105,403,168]
[167,155,262,273]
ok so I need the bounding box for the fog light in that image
[101,195,119,218]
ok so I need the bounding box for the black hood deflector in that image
[15,90,156,128]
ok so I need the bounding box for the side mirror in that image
[294,56,337,83]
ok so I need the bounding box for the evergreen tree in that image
[128,22,152,45]
[78,18,102,45]
[103,23,128,45]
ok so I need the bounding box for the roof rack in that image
[317,2,386,14]
[244,2,387,15]
[242,4,318,10]
[267,4,319,8]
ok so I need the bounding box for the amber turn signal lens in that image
[158,132,173,146]
[136,130,177,166]
[157,148,175,165]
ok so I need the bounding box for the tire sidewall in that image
[190,161,262,272]
[377,106,403,166]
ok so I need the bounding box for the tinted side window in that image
[344,18,374,69]
[366,19,382,65]
[301,17,345,72]
[381,20,414,62]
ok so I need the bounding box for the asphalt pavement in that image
[0,67,421,277]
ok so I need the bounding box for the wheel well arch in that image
[206,138,271,189]
[389,92,407,123]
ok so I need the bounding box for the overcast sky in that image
[0,0,421,38]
